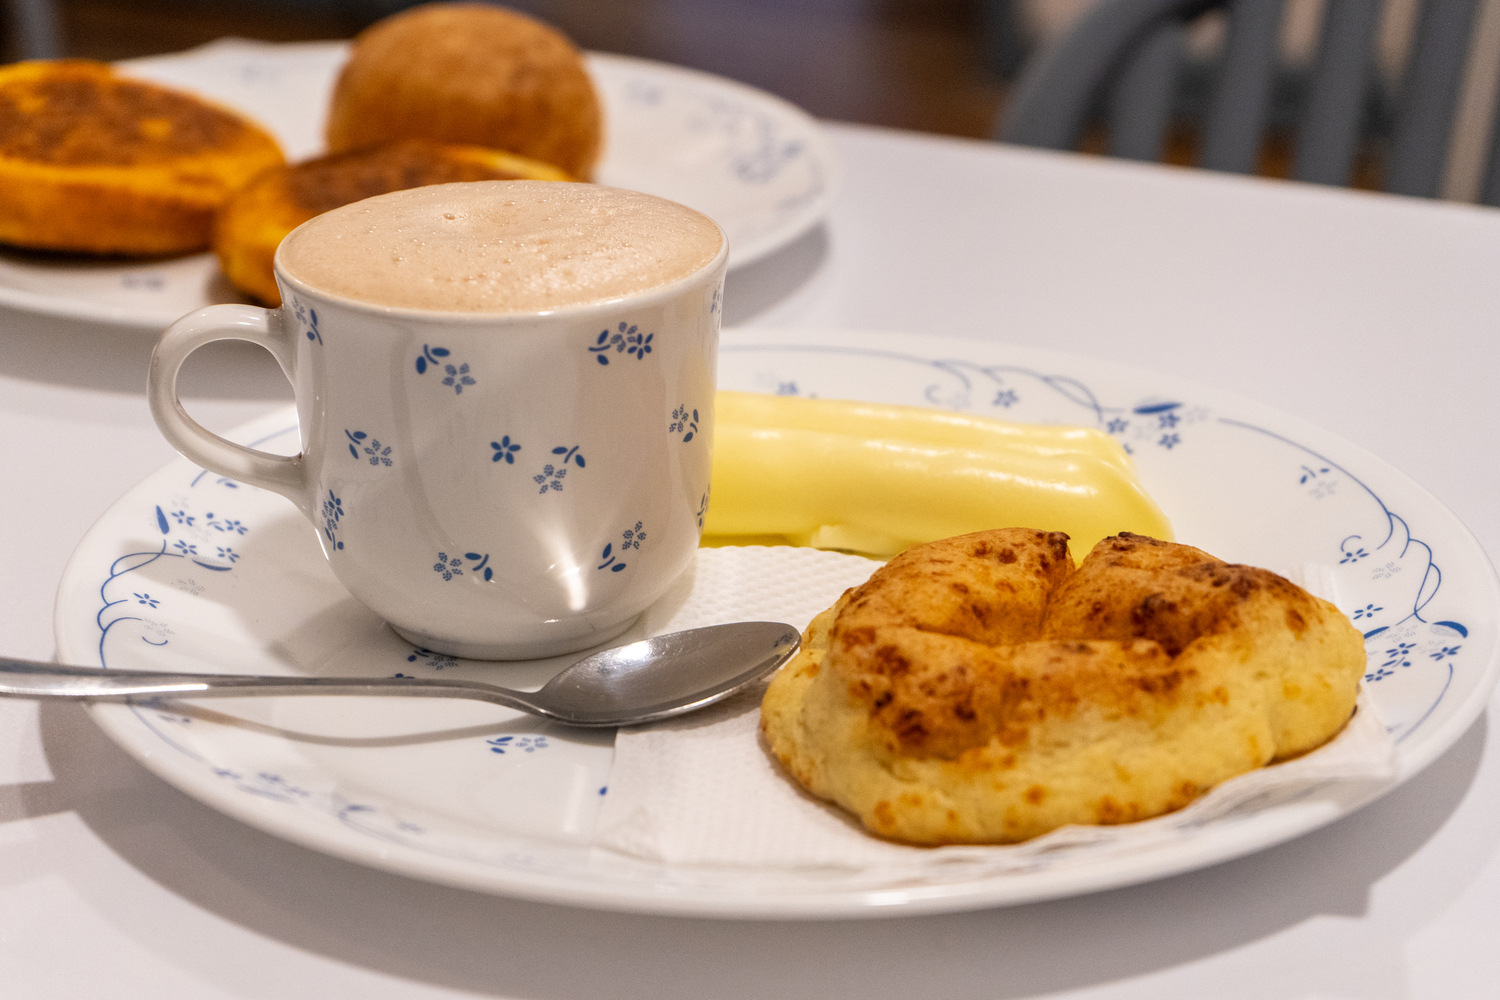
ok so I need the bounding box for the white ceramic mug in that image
[149,218,726,660]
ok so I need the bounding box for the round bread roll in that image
[213,140,572,306]
[761,529,1365,845]
[325,3,603,179]
[0,59,284,255]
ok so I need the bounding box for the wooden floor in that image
[9,0,1010,140]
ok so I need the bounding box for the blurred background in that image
[5,0,1499,199]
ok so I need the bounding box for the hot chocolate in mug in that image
[149,181,727,659]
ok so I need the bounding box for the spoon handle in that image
[0,656,548,716]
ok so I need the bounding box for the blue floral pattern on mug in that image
[345,430,392,466]
[465,552,493,582]
[588,322,653,364]
[321,491,345,551]
[669,405,699,442]
[535,446,585,493]
[293,297,321,344]
[414,344,449,374]
[442,363,475,394]
[433,552,463,581]
[415,345,475,393]
[597,522,645,572]
[490,436,521,464]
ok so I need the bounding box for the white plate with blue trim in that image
[0,39,838,332]
[52,330,1500,918]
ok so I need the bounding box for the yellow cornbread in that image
[702,391,1172,558]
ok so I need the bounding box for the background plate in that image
[52,330,1500,918]
[0,40,839,332]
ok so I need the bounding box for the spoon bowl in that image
[0,620,801,727]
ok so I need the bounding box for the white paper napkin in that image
[595,549,1398,870]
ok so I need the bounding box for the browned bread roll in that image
[0,59,284,255]
[213,140,572,306]
[761,529,1365,845]
[325,3,603,179]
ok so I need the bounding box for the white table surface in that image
[2,121,1498,999]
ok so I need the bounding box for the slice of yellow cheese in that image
[702,391,1172,559]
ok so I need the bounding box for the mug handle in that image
[148,304,311,516]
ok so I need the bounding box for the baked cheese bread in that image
[0,59,284,255]
[762,529,1365,845]
[213,140,573,306]
[326,3,603,179]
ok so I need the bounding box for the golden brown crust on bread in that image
[213,140,573,305]
[0,59,284,254]
[761,529,1365,845]
[325,3,603,179]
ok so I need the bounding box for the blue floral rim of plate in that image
[61,334,1499,915]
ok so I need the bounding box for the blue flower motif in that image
[294,299,321,344]
[415,344,450,374]
[345,430,392,466]
[626,330,653,359]
[535,446,584,492]
[551,445,585,468]
[588,325,629,364]
[599,522,645,571]
[216,546,239,562]
[465,552,493,582]
[433,552,463,581]
[1351,603,1383,620]
[1340,547,1368,564]
[1299,465,1331,485]
[776,382,799,396]
[205,513,248,535]
[1158,411,1180,428]
[1431,645,1462,661]
[1383,643,1416,667]
[133,592,159,608]
[487,735,550,754]
[992,389,1018,408]
[490,436,521,463]
[406,647,458,669]
[669,406,699,442]
[442,363,475,394]
[1364,666,1395,683]
[587,323,653,364]
[1158,433,1180,449]
[173,540,197,556]
[321,491,344,551]
[170,509,195,526]
[1106,417,1128,434]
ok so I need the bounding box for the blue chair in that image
[996,0,1500,205]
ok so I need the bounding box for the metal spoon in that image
[0,621,800,728]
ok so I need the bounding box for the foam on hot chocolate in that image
[277,180,723,313]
